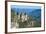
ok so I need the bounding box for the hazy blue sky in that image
[11,5,41,9]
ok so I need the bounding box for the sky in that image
[11,5,41,9]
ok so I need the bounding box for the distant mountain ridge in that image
[11,8,41,16]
